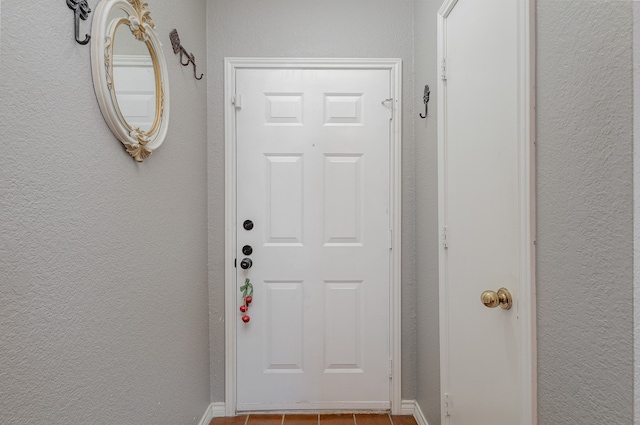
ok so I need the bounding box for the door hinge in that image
[389,229,393,250]
[441,58,447,81]
[389,359,393,379]
[232,94,243,109]
[443,393,451,417]
[442,226,449,249]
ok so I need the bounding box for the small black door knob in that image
[242,245,253,255]
[243,220,254,231]
[240,258,253,269]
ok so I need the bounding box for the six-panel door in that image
[235,68,392,411]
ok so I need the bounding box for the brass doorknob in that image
[481,288,513,310]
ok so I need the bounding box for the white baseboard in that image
[198,404,215,425]
[199,403,227,424]
[211,402,227,417]
[401,400,429,425]
[401,399,416,415]
[413,401,429,425]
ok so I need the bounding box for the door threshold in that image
[237,410,391,415]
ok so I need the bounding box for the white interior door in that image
[234,67,393,411]
[438,0,534,424]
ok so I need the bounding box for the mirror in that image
[91,0,169,162]
[112,8,156,133]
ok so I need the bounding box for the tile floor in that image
[209,413,418,425]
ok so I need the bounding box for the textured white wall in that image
[537,1,634,424]
[413,1,443,424]
[0,1,211,424]
[635,3,640,424]
[206,0,416,403]
[3,1,632,423]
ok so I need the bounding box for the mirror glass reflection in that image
[110,8,157,133]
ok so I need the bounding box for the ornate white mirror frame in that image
[91,0,170,163]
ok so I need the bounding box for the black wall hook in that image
[419,85,431,119]
[169,29,204,81]
[67,0,91,45]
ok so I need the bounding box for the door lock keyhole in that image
[242,245,253,255]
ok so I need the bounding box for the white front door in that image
[234,67,393,411]
[438,0,534,424]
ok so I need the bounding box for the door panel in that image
[235,68,391,411]
[439,0,533,423]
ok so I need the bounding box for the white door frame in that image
[437,0,536,424]
[224,58,403,416]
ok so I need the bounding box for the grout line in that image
[235,413,409,425]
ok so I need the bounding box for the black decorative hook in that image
[67,0,91,45]
[419,85,431,119]
[169,29,204,81]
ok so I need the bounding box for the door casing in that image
[437,0,536,423]
[224,58,403,416]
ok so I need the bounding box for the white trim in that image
[237,401,390,412]
[400,400,417,416]
[112,54,154,67]
[224,57,403,416]
[518,0,537,424]
[399,400,429,425]
[211,402,227,418]
[224,57,238,418]
[199,402,228,424]
[437,1,536,424]
[198,404,215,425]
[634,3,640,425]
[436,4,451,424]
[439,0,459,18]
[413,401,430,425]
[388,58,403,417]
